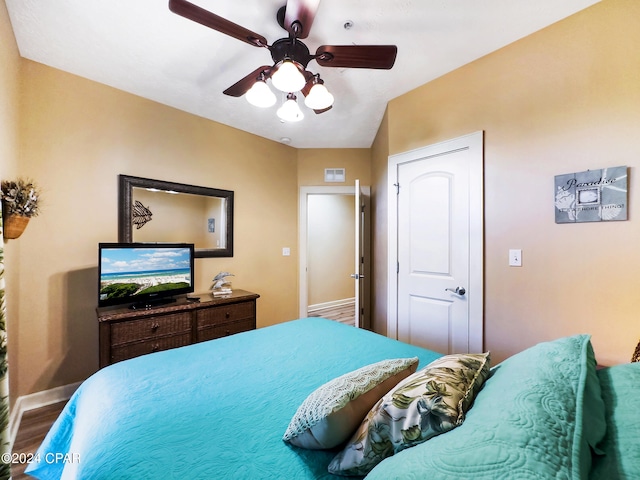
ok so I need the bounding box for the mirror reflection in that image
[118,175,234,258]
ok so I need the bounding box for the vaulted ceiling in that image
[6,0,600,148]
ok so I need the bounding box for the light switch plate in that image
[282,247,291,256]
[509,249,522,267]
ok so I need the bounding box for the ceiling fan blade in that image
[300,71,317,96]
[315,45,398,69]
[312,105,332,114]
[169,0,268,48]
[223,66,273,97]
[283,0,321,39]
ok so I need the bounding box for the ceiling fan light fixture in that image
[245,78,276,108]
[277,93,304,122]
[271,60,306,93]
[304,82,334,110]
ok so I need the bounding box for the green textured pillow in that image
[328,352,490,476]
[365,335,607,480]
[283,357,419,449]
[591,363,640,479]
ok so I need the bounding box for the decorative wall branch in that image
[1,178,42,240]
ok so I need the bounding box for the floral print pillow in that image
[328,352,491,476]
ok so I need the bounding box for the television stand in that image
[97,289,260,368]
[129,298,177,310]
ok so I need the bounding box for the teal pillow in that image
[328,352,490,476]
[365,335,607,480]
[590,363,640,479]
[283,357,419,449]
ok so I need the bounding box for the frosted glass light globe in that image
[245,80,276,108]
[277,96,304,122]
[271,61,306,93]
[304,83,334,110]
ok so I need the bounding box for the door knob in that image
[445,287,466,296]
[350,273,364,279]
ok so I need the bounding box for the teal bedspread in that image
[25,318,441,480]
[25,322,637,480]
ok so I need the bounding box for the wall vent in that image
[324,168,346,183]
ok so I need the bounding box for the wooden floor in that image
[308,300,356,326]
[11,401,66,480]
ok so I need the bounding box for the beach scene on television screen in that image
[100,247,192,301]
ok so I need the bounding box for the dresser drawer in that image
[197,318,255,342]
[196,302,254,328]
[98,290,260,368]
[111,312,191,346]
[110,333,192,363]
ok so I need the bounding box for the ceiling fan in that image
[168,0,398,121]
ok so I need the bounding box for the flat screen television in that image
[98,242,195,309]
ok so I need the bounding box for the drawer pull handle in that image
[225,330,231,335]
[151,322,160,331]
[225,311,231,319]
[151,344,160,352]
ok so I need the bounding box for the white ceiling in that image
[6,0,599,148]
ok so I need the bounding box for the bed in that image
[24,318,640,479]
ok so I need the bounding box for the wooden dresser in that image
[97,289,259,368]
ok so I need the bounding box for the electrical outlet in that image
[509,249,522,267]
[282,247,291,256]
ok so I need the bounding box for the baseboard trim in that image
[308,297,355,313]
[9,381,81,450]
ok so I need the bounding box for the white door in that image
[351,180,369,328]
[388,132,483,354]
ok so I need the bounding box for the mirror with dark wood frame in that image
[118,175,234,258]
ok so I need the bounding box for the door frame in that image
[387,131,484,352]
[299,185,370,324]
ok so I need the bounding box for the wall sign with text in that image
[554,166,628,223]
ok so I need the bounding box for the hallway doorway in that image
[299,185,370,328]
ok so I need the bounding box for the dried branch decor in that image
[0,178,41,218]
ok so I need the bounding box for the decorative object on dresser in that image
[97,289,259,368]
[0,178,41,240]
[632,339,640,362]
[212,271,234,296]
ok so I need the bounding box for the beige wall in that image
[10,59,300,399]
[370,109,390,335]
[0,1,19,179]
[5,55,374,401]
[374,0,640,365]
[0,40,374,401]
[0,0,21,405]
[307,194,355,306]
[298,148,371,187]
